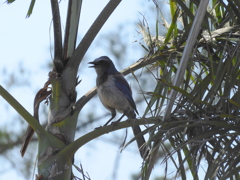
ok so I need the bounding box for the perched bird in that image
[88,56,148,159]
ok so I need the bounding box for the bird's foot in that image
[94,126,103,130]
[126,118,131,123]
[110,121,119,128]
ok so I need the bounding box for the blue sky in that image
[0,1,165,180]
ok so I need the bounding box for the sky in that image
[0,0,166,180]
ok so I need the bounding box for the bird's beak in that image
[88,61,96,68]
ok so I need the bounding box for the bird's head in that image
[88,56,118,75]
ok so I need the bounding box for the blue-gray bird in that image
[89,56,148,159]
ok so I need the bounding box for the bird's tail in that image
[129,112,149,159]
[20,126,34,157]
[131,125,149,159]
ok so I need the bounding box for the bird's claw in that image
[95,126,103,130]
[111,121,119,127]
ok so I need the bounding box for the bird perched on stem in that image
[88,56,148,159]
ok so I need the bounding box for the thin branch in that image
[58,118,156,159]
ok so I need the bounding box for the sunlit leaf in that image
[26,0,36,18]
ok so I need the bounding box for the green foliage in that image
[5,0,15,4]
[26,0,36,18]
[139,0,240,179]
[3,0,240,179]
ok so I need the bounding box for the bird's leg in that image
[95,114,115,130]
[110,113,126,129]
[103,116,115,126]
[111,114,125,126]
[115,113,126,123]
[92,108,117,129]
[103,108,116,126]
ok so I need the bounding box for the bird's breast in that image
[97,76,132,113]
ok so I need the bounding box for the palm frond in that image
[138,0,240,179]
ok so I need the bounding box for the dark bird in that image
[89,56,148,159]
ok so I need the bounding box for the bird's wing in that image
[113,74,138,114]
